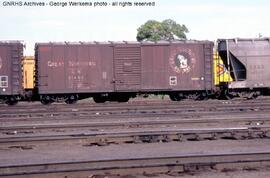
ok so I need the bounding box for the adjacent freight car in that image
[218,38,270,99]
[35,40,214,104]
[22,56,35,90]
[0,41,23,105]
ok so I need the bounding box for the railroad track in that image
[1,111,270,149]
[2,152,270,177]
[0,97,269,112]
[0,126,269,149]
[1,140,270,177]
[0,99,269,121]
[1,112,270,133]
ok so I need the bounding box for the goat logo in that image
[170,49,196,74]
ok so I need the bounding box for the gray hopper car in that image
[218,38,270,99]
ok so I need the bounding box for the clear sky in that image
[0,0,269,55]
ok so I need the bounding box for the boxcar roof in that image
[35,40,213,46]
[0,41,23,44]
[218,37,270,42]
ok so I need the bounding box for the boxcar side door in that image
[113,44,141,91]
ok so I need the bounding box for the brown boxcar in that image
[0,41,23,104]
[35,40,214,103]
[35,42,114,104]
[218,38,270,98]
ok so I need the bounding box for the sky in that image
[0,0,270,55]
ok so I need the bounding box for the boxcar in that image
[218,38,270,98]
[35,40,214,104]
[0,41,23,104]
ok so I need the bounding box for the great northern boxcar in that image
[218,38,270,98]
[35,40,214,104]
[0,41,23,104]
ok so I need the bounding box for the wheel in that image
[93,95,106,103]
[169,94,182,101]
[65,95,78,104]
[40,95,52,105]
[169,94,177,101]
[219,90,233,100]
[5,96,18,105]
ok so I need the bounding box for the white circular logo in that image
[169,48,196,74]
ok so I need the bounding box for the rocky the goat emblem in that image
[170,49,196,74]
